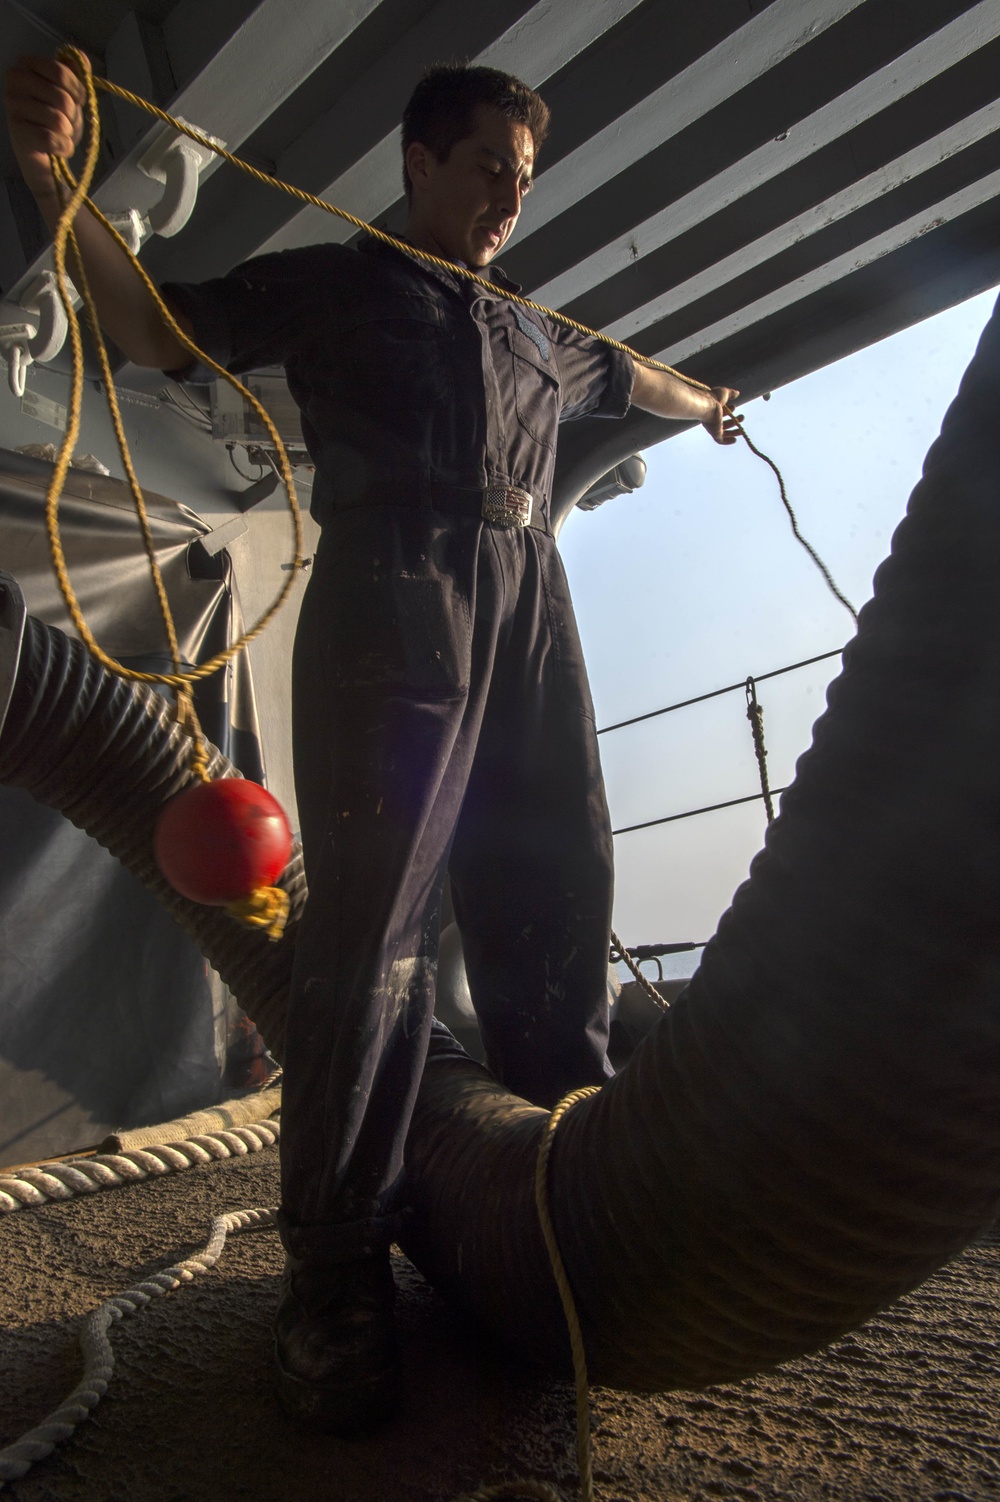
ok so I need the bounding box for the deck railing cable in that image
[597,645,844,736]
[609,643,846,962]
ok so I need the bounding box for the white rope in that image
[0,1205,276,1485]
[0,1120,281,1213]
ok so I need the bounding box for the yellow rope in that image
[225,885,290,941]
[458,1085,602,1502]
[46,48,856,718]
[47,47,305,721]
[533,1086,602,1502]
[87,72,710,396]
[79,62,857,625]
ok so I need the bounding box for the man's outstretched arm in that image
[631,361,741,445]
[4,53,193,370]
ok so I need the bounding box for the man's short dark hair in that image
[401,64,551,197]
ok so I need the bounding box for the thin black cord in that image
[732,414,859,625]
[598,646,844,735]
[612,785,789,836]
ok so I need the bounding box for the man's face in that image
[405,105,535,268]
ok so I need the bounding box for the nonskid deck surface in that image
[1,1147,998,1502]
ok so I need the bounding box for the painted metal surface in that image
[1,0,998,407]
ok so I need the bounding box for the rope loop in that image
[44,46,305,708]
[533,1085,603,1502]
[173,685,210,783]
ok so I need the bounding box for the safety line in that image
[625,940,704,958]
[597,646,844,735]
[745,676,775,823]
[610,925,674,1009]
[612,784,789,836]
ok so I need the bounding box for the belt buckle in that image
[483,485,532,528]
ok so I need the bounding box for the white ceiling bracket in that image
[0,331,33,399]
[105,207,151,256]
[0,271,70,397]
[19,272,69,365]
[137,119,227,237]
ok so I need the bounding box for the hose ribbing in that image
[402,295,1000,1386]
[0,299,997,1393]
[0,614,303,1047]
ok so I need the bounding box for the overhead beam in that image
[251,0,648,257]
[535,0,1000,318]
[672,195,1000,403]
[3,0,386,303]
[602,102,1000,346]
[509,0,865,256]
[651,163,1000,369]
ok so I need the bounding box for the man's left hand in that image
[703,387,742,445]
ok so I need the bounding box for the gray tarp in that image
[0,448,264,1166]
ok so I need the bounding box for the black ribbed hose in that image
[1,296,997,1392]
[402,296,1000,1386]
[0,606,305,1052]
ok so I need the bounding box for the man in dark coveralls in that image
[6,57,739,1431]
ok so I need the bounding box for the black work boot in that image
[274,1243,399,1435]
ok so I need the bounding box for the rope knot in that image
[224,885,290,940]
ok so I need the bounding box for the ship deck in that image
[2,1145,998,1501]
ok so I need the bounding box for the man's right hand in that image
[4,52,192,371]
[5,54,87,200]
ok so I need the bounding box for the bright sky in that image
[558,284,999,978]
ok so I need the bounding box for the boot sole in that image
[275,1347,399,1436]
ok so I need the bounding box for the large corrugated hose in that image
[1,296,998,1394]
[0,600,305,1052]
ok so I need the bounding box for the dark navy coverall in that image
[166,236,635,1263]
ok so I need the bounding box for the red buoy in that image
[154,778,292,905]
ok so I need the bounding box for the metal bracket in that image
[137,118,226,237]
[104,207,150,256]
[0,272,70,397]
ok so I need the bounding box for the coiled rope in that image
[0,1206,275,1486]
[45,46,306,789]
[0,1119,281,1215]
[0,1091,599,1502]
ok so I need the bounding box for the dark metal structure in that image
[1,0,999,1159]
[2,0,1000,498]
[2,270,998,1396]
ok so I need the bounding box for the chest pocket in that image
[506,323,560,450]
[336,294,454,418]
